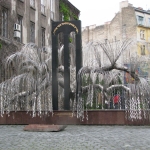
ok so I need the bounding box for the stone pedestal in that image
[24,124,67,132]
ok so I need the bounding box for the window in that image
[41,0,45,5]
[17,15,23,42]
[41,4,45,14]
[1,7,8,38]
[30,22,35,43]
[148,43,150,52]
[141,45,145,55]
[41,0,45,14]
[41,27,45,47]
[140,30,145,39]
[137,16,144,25]
[51,0,55,12]
[149,18,150,26]
[30,0,35,7]
[51,11,54,20]
[50,0,55,20]
[122,24,126,38]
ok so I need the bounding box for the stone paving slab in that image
[24,124,67,132]
[0,125,150,150]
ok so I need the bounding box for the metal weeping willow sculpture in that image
[0,39,150,122]
[0,42,78,117]
[76,39,150,121]
[0,44,53,117]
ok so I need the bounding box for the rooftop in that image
[135,7,150,14]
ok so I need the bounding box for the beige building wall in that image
[82,1,150,80]
[13,0,60,47]
[82,1,138,67]
[82,2,137,46]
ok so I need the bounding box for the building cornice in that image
[135,7,150,15]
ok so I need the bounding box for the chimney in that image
[119,1,129,11]
[105,21,110,24]
[137,7,143,10]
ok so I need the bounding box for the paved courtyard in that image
[0,125,150,150]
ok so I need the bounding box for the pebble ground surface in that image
[0,125,150,150]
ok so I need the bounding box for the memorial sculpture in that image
[0,21,150,123]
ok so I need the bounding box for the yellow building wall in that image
[137,26,150,56]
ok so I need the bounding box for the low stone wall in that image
[0,110,149,125]
[0,110,125,125]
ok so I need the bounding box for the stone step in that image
[24,124,67,132]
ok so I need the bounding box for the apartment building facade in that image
[0,0,80,82]
[82,1,150,81]
[0,0,80,47]
[0,0,59,48]
[82,1,150,55]
[136,8,150,55]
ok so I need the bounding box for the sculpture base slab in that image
[24,124,67,132]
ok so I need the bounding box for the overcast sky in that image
[69,0,150,27]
